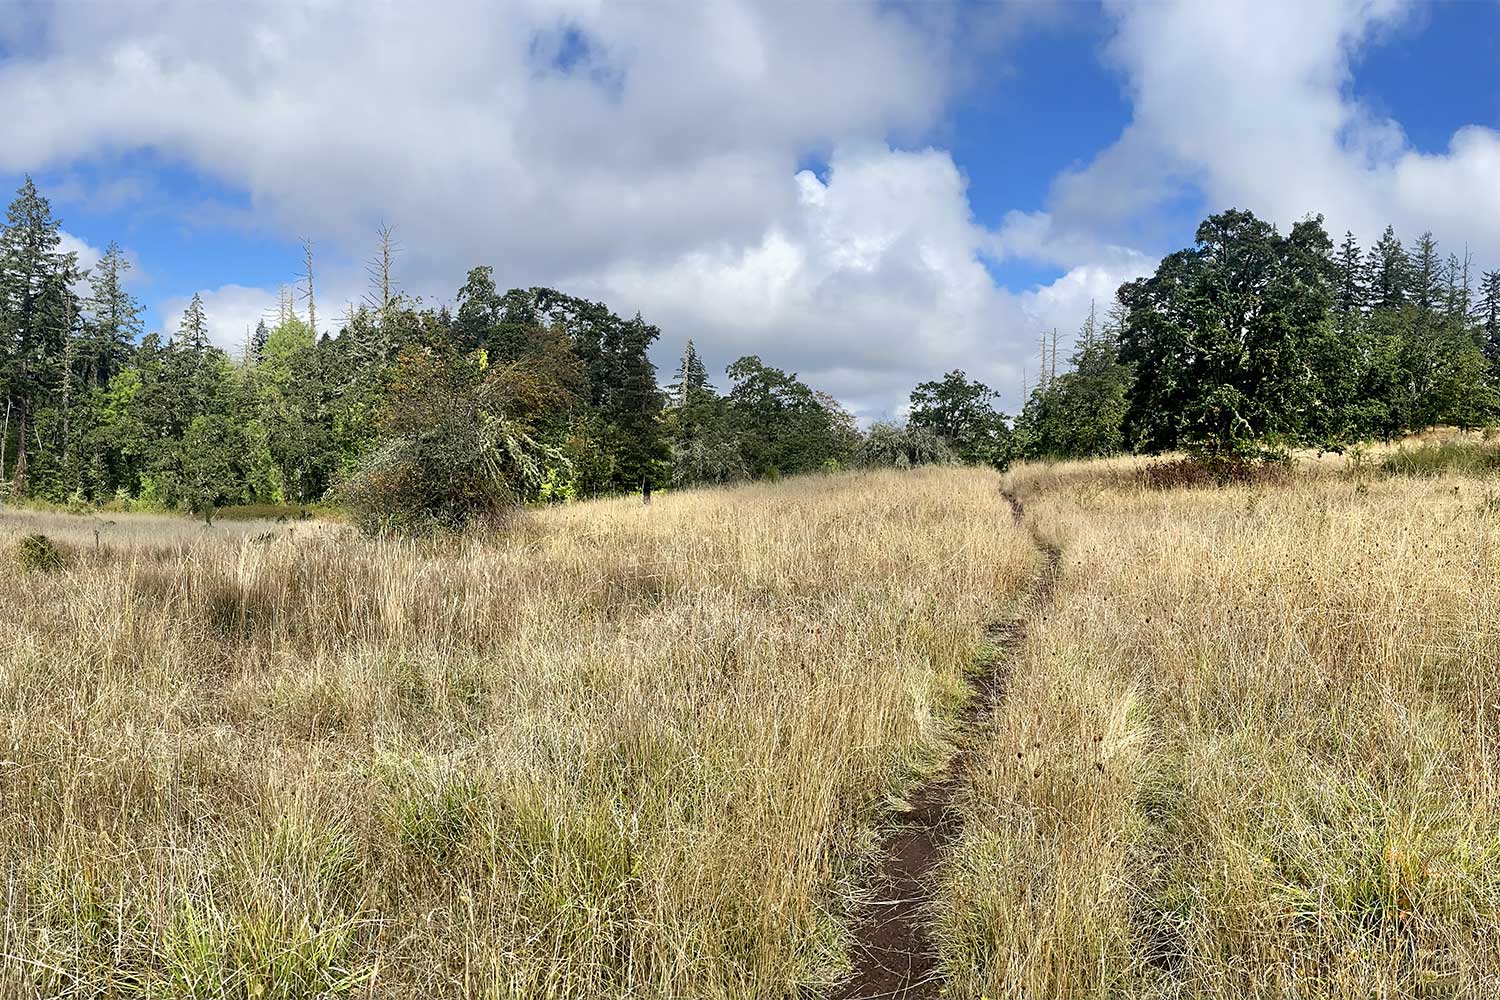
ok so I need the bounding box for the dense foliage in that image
[1114,210,1497,459]
[4,177,1498,525]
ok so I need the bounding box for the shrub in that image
[14,533,68,571]
[1134,456,1293,490]
[341,347,571,535]
[857,423,955,469]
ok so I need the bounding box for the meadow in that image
[4,440,1500,999]
[939,439,1500,999]
[0,469,1037,999]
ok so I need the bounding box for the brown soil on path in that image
[826,490,1059,1000]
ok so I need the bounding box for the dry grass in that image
[0,467,1036,999]
[938,455,1500,998]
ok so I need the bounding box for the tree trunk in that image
[12,403,29,496]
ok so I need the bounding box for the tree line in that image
[3,176,1497,529]
[0,178,953,528]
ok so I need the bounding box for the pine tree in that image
[1333,231,1366,326]
[85,241,142,386]
[1475,270,1500,367]
[1366,225,1411,311]
[178,293,210,353]
[0,176,77,493]
[250,318,269,364]
[1409,231,1442,312]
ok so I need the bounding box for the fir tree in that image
[177,293,210,353]
[1333,231,1366,327]
[1476,270,1500,368]
[1366,225,1411,311]
[250,318,269,364]
[85,241,142,387]
[0,175,77,493]
[1409,231,1443,313]
[669,339,710,408]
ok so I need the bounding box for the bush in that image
[14,533,68,572]
[340,347,569,535]
[856,423,955,469]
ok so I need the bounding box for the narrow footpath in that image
[829,490,1060,1000]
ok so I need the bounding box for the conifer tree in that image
[1410,231,1443,313]
[0,176,77,493]
[1476,270,1500,368]
[85,241,142,386]
[250,318,269,364]
[1366,225,1411,311]
[1333,231,1366,327]
[1443,250,1473,323]
[669,339,710,408]
[177,293,210,353]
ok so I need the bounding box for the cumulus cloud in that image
[3,0,1494,417]
[160,285,278,355]
[578,145,1146,417]
[1038,0,1500,264]
[1,0,1071,408]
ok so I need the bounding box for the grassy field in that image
[0,468,1037,999]
[938,444,1500,998]
[6,442,1500,999]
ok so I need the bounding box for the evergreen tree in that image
[1333,231,1366,328]
[1366,225,1412,311]
[177,293,210,353]
[1410,231,1443,313]
[84,241,142,387]
[668,339,710,408]
[1476,270,1500,368]
[0,176,77,493]
[1443,250,1473,324]
[249,318,270,365]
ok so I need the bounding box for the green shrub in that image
[14,533,67,572]
[340,347,569,535]
[856,422,955,469]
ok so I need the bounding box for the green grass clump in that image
[14,532,67,571]
[1380,438,1500,478]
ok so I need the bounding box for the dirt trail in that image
[827,490,1060,1000]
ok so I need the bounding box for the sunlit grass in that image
[938,454,1500,998]
[0,467,1036,998]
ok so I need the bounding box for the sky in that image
[2,0,1499,421]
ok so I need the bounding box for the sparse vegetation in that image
[0,468,1037,998]
[936,449,1500,998]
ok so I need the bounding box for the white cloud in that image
[7,0,1495,420]
[577,145,1148,417]
[160,285,278,355]
[0,0,1083,411]
[1039,0,1500,265]
[57,230,103,271]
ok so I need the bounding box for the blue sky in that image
[3,0,1499,418]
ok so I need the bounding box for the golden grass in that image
[938,458,1500,998]
[0,467,1037,999]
